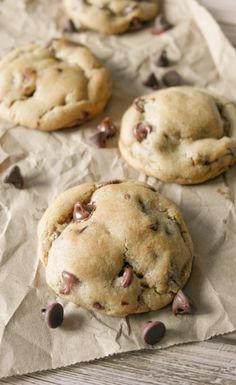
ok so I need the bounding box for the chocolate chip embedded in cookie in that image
[119,87,236,184]
[38,180,193,316]
[0,38,112,131]
[63,0,160,35]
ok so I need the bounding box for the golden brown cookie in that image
[63,0,160,34]
[119,87,236,184]
[38,180,193,316]
[0,38,112,131]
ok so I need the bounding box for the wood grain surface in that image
[1,1,236,384]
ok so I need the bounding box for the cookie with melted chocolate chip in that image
[119,87,236,184]
[38,180,193,317]
[0,38,112,131]
[63,0,160,35]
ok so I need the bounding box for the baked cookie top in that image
[0,38,112,131]
[119,87,236,184]
[63,0,160,34]
[38,180,193,317]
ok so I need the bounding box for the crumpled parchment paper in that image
[0,0,236,378]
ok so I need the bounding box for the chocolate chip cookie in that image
[63,0,160,35]
[119,87,236,184]
[0,38,112,131]
[38,180,193,316]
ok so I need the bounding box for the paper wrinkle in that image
[0,0,236,378]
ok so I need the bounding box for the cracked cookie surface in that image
[63,0,160,35]
[38,180,193,316]
[119,87,236,184]
[0,38,112,131]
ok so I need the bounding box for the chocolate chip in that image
[96,116,117,138]
[124,193,131,200]
[93,302,105,310]
[143,73,160,90]
[155,50,170,67]
[41,303,64,329]
[60,271,80,295]
[162,71,183,87]
[90,131,108,148]
[121,301,129,306]
[134,122,152,142]
[141,321,166,345]
[73,202,96,222]
[121,266,133,288]
[3,166,24,189]
[151,15,172,35]
[172,289,193,315]
[63,19,77,33]
[133,97,145,113]
[129,18,143,31]
[148,223,159,231]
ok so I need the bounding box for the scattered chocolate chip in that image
[123,4,138,15]
[141,321,166,345]
[93,302,105,310]
[3,166,24,189]
[172,289,193,315]
[96,116,117,138]
[133,97,145,113]
[143,73,160,90]
[121,266,133,288]
[155,50,170,67]
[162,70,183,87]
[63,19,77,33]
[41,303,64,329]
[151,15,172,35]
[124,193,131,200]
[148,223,159,231]
[60,271,80,295]
[73,202,96,222]
[121,301,129,306]
[134,122,152,142]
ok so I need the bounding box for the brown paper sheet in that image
[0,0,236,378]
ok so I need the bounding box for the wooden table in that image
[1,1,236,384]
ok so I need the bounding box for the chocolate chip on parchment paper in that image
[162,70,183,87]
[3,166,24,189]
[41,303,64,329]
[151,15,172,35]
[172,289,193,315]
[90,116,117,148]
[143,73,160,90]
[141,321,166,345]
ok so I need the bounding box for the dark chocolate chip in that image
[124,193,131,200]
[121,301,129,306]
[134,122,152,142]
[129,18,143,31]
[121,266,133,288]
[172,289,193,315]
[96,116,117,138]
[151,15,172,35]
[162,70,183,87]
[143,73,160,90]
[73,202,96,222]
[60,271,80,295]
[90,131,108,148]
[41,303,64,329]
[93,302,105,310]
[148,223,159,231]
[3,166,24,189]
[141,321,166,345]
[63,19,77,33]
[155,50,170,67]
[133,97,145,113]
